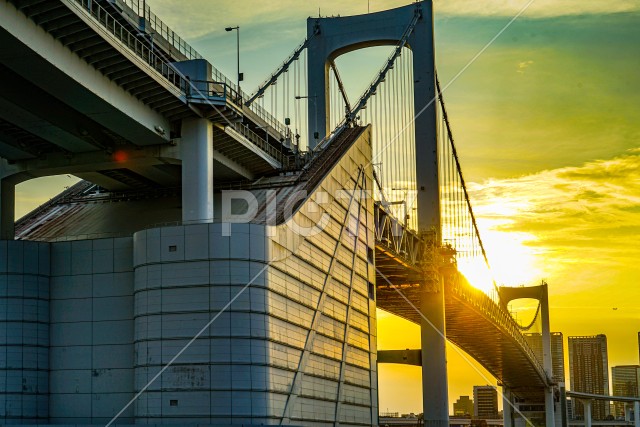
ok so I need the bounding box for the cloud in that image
[436,0,640,18]
[517,60,533,73]
[145,0,640,40]
[467,149,640,293]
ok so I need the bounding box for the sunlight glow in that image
[456,222,542,294]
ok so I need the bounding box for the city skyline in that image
[369,322,640,415]
[11,0,640,417]
[611,365,640,418]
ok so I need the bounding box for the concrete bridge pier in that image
[500,282,555,427]
[421,279,449,427]
[503,387,514,427]
[583,400,592,427]
[540,283,556,427]
[181,117,213,222]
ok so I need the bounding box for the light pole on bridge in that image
[295,95,318,146]
[224,26,242,92]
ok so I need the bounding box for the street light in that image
[295,95,318,141]
[225,26,241,91]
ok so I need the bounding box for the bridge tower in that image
[306,2,446,425]
[500,282,556,427]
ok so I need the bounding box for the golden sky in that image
[15,0,640,416]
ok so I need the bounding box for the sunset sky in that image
[15,0,640,415]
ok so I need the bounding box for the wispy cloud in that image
[437,0,640,18]
[146,0,640,40]
[469,149,640,293]
[517,59,533,73]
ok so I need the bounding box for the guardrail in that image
[231,123,289,167]
[448,275,549,385]
[72,0,294,159]
[116,0,202,61]
[113,0,289,140]
[185,79,241,106]
[70,0,189,92]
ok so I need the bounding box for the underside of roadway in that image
[376,268,548,402]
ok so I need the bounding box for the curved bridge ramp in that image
[376,266,549,402]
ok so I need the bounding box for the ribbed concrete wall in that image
[48,238,135,424]
[133,223,274,424]
[131,127,378,426]
[0,240,49,424]
[0,128,377,426]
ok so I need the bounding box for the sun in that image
[456,227,542,295]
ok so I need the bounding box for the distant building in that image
[454,395,474,417]
[611,365,640,418]
[568,335,610,420]
[473,386,498,419]
[524,332,566,383]
[566,398,574,420]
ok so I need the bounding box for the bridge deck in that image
[376,263,549,401]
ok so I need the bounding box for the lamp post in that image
[295,95,318,144]
[225,26,241,91]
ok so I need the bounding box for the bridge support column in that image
[181,117,213,223]
[503,387,514,427]
[584,400,592,427]
[0,178,15,240]
[634,401,639,427]
[540,283,556,427]
[420,280,449,427]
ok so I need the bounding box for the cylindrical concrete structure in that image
[181,117,214,223]
[541,283,556,427]
[503,387,513,427]
[132,223,272,424]
[584,400,592,427]
[420,278,449,427]
[0,240,49,424]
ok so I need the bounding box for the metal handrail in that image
[449,276,549,384]
[185,79,242,106]
[71,0,295,158]
[70,0,189,93]
[113,0,288,138]
[116,0,203,61]
[231,123,288,167]
[243,100,289,137]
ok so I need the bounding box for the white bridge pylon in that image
[306,2,446,425]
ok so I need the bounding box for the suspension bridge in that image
[0,0,558,426]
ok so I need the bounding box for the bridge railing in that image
[115,0,203,61]
[111,0,289,138]
[230,123,290,168]
[448,273,549,384]
[185,79,242,106]
[70,0,189,91]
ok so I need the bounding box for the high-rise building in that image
[568,335,610,420]
[524,332,566,383]
[566,398,574,420]
[473,386,498,419]
[611,365,640,418]
[453,395,474,417]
